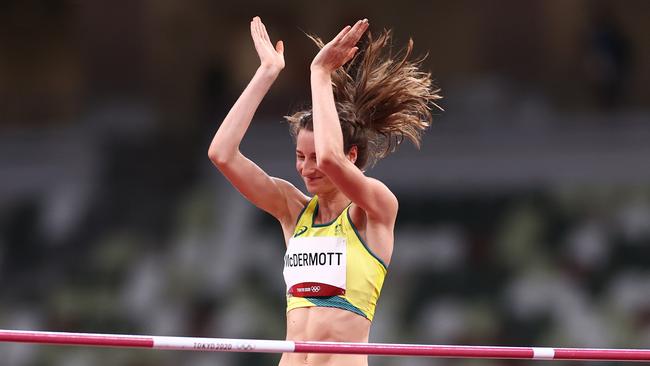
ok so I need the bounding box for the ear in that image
[347,145,358,164]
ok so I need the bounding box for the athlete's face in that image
[295,129,335,194]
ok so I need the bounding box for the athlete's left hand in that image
[310,18,369,73]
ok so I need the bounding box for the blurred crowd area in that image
[1,1,650,366]
[2,182,650,366]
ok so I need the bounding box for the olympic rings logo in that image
[310,285,321,292]
[237,344,254,351]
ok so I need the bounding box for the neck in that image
[315,190,350,223]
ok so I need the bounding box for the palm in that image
[250,17,284,72]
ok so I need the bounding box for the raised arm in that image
[208,17,306,224]
[309,19,398,223]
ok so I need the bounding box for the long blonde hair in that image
[286,29,442,169]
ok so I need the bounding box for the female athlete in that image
[208,16,441,366]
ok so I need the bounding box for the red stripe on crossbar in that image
[295,342,533,358]
[0,330,153,348]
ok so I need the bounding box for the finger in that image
[343,19,368,45]
[352,19,369,38]
[251,19,267,52]
[251,21,262,47]
[251,17,261,40]
[254,17,262,36]
[255,19,269,46]
[333,25,352,42]
[259,20,271,43]
[358,20,369,39]
[275,40,284,54]
[360,18,369,33]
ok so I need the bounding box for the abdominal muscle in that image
[279,306,371,366]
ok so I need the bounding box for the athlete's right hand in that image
[251,16,284,74]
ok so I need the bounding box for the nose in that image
[301,158,317,176]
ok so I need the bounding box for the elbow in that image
[208,148,232,167]
[316,152,345,174]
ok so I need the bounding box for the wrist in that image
[310,67,332,80]
[257,65,282,78]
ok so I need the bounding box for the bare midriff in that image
[279,307,371,366]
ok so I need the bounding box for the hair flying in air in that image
[286,29,443,170]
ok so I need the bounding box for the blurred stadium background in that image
[1,1,650,365]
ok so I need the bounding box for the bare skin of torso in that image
[279,307,371,366]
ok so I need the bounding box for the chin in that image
[304,181,324,195]
[304,184,318,195]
